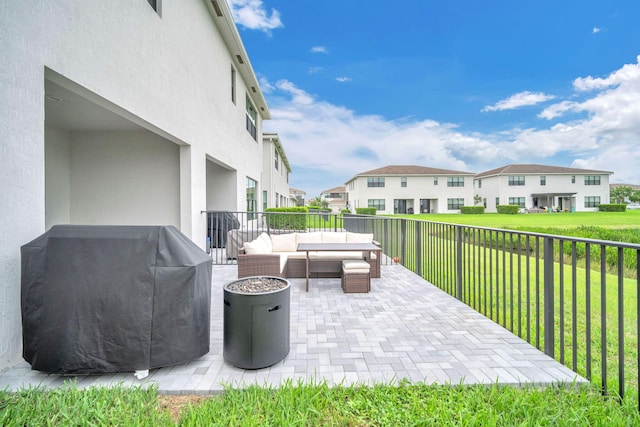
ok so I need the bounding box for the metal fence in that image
[204,210,640,406]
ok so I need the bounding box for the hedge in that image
[265,207,308,229]
[497,205,520,214]
[355,207,377,215]
[598,204,626,212]
[461,206,485,214]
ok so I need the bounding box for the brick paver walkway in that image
[0,264,585,394]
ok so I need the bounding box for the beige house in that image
[289,187,306,207]
[345,165,475,214]
[474,164,613,212]
[321,186,348,213]
[262,133,292,208]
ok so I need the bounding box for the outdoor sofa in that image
[237,231,381,279]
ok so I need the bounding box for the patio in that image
[0,264,584,395]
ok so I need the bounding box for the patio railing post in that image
[416,222,422,277]
[456,226,463,300]
[543,236,555,357]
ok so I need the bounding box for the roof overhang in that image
[531,193,577,197]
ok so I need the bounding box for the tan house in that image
[321,186,348,213]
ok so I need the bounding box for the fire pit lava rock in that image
[223,276,290,369]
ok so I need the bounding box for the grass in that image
[2,381,639,426]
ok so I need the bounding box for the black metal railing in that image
[203,211,640,407]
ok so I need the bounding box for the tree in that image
[474,194,483,206]
[308,196,329,209]
[610,186,635,204]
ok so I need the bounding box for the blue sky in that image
[228,0,640,198]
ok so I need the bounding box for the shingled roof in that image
[475,164,613,179]
[349,165,474,180]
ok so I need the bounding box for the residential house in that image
[474,164,613,212]
[262,133,292,208]
[289,187,307,207]
[0,0,269,369]
[345,165,476,214]
[321,186,348,213]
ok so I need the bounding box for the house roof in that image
[289,187,306,195]
[345,165,474,184]
[321,186,346,194]
[475,164,613,179]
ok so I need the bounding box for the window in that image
[509,197,525,208]
[584,175,601,186]
[245,95,257,141]
[483,198,487,208]
[508,175,525,186]
[246,177,257,215]
[571,175,576,184]
[585,196,600,208]
[477,179,482,189]
[368,199,385,211]
[274,149,279,170]
[447,176,465,187]
[540,176,546,186]
[263,191,267,211]
[496,197,500,207]
[231,67,236,104]
[401,177,407,187]
[275,192,280,207]
[434,177,438,185]
[367,177,385,187]
[447,198,464,210]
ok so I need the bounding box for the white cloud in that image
[308,66,323,74]
[262,56,640,197]
[593,27,601,34]
[483,91,556,112]
[336,77,351,82]
[311,46,328,54]
[228,0,283,33]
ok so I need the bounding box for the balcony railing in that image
[204,211,640,407]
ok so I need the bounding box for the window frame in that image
[447,176,465,187]
[447,198,464,210]
[508,197,526,208]
[584,175,601,186]
[367,177,385,188]
[508,175,525,186]
[367,199,385,211]
[584,196,601,208]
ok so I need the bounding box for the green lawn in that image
[2,381,639,426]
[396,210,640,230]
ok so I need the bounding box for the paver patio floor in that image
[0,264,585,394]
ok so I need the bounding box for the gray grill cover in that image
[21,225,212,374]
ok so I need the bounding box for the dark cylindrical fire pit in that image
[223,276,290,369]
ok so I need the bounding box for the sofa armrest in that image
[237,251,285,279]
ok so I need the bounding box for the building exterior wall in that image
[262,137,291,208]
[347,174,475,214]
[475,173,611,212]
[0,0,268,369]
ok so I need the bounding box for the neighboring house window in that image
[540,176,546,186]
[274,149,279,170]
[478,179,482,188]
[368,199,385,210]
[447,176,464,187]
[509,197,525,208]
[263,191,267,211]
[483,198,487,208]
[585,175,601,185]
[508,175,525,186]
[275,192,279,207]
[245,95,257,141]
[367,177,385,187]
[571,175,576,184]
[496,197,500,206]
[246,177,257,215]
[447,198,464,210]
[434,177,438,185]
[231,67,236,104]
[401,177,407,187]
[585,196,600,208]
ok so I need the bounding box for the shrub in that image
[461,206,484,214]
[497,205,519,214]
[355,207,377,215]
[340,209,351,214]
[265,207,307,229]
[598,204,626,212]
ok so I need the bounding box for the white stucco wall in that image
[262,139,290,208]
[347,175,474,214]
[0,0,267,369]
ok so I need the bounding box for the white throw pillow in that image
[257,232,273,252]
[346,232,374,243]
[321,232,347,243]
[270,233,297,252]
[243,238,267,254]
